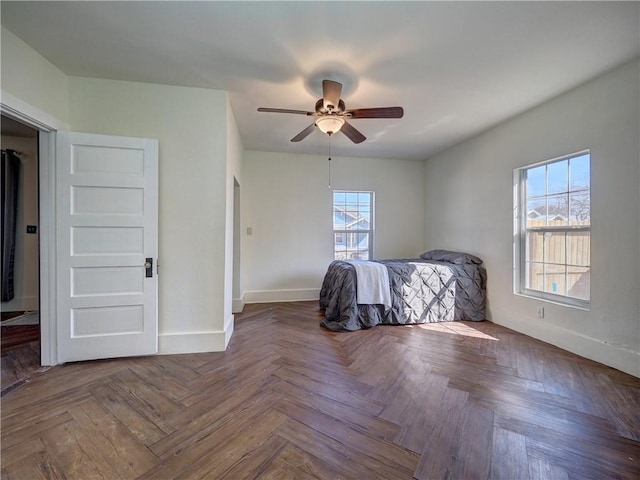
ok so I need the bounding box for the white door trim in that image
[37,131,57,365]
[1,90,69,132]
[1,90,66,366]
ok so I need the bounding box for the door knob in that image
[145,258,153,278]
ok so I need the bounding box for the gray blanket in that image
[319,258,487,331]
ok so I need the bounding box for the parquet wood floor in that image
[1,310,43,395]
[1,325,40,350]
[1,301,639,479]
[1,339,46,396]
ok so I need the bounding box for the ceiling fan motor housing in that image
[316,99,346,114]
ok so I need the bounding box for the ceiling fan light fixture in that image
[315,115,345,135]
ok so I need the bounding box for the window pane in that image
[518,152,590,305]
[346,215,360,230]
[567,232,590,267]
[544,232,566,265]
[567,266,590,300]
[342,233,370,260]
[527,232,544,263]
[526,165,546,197]
[352,233,370,260]
[569,191,590,225]
[547,159,568,194]
[358,192,370,205]
[333,191,373,260]
[547,194,569,225]
[526,261,544,291]
[570,154,590,192]
[526,198,547,227]
[333,233,347,260]
[544,263,566,295]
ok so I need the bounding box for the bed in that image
[319,249,487,331]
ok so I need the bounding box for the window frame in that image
[333,190,374,261]
[514,150,591,310]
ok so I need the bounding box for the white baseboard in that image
[22,295,39,311]
[158,330,228,355]
[224,314,234,348]
[492,308,640,378]
[243,288,320,304]
[1,295,39,312]
[232,297,245,314]
[158,313,236,354]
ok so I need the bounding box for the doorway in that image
[232,177,242,313]
[1,115,44,394]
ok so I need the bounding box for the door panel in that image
[56,132,158,363]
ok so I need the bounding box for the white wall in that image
[242,151,425,302]
[68,77,233,354]
[1,26,69,125]
[423,59,640,376]
[2,26,71,365]
[0,134,39,312]
[1,28,242,357]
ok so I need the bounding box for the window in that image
[333,191,373,260]
[514,151,590,308]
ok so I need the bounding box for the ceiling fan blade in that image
[258,107,313,115]
[340,121,366,144]
[290,123,316,142]
[322,80,342,110]
[345,107,404,119]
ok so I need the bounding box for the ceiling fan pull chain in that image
[328,136,332,189]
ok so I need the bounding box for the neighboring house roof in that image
[346,217,369,230]
[527,209,567,223]
[334,206,370,230]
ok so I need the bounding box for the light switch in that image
[247,227,252,235]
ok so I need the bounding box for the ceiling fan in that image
[257,80,404,144]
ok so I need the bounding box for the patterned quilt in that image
[319,258,487,331]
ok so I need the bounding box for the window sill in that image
[514,291,590,311]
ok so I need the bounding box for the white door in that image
[56,132,158,363]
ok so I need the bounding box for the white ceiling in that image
[2,1,638,161]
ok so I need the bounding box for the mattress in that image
[319,258,487,331]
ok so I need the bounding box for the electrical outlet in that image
[536,306,544,319]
